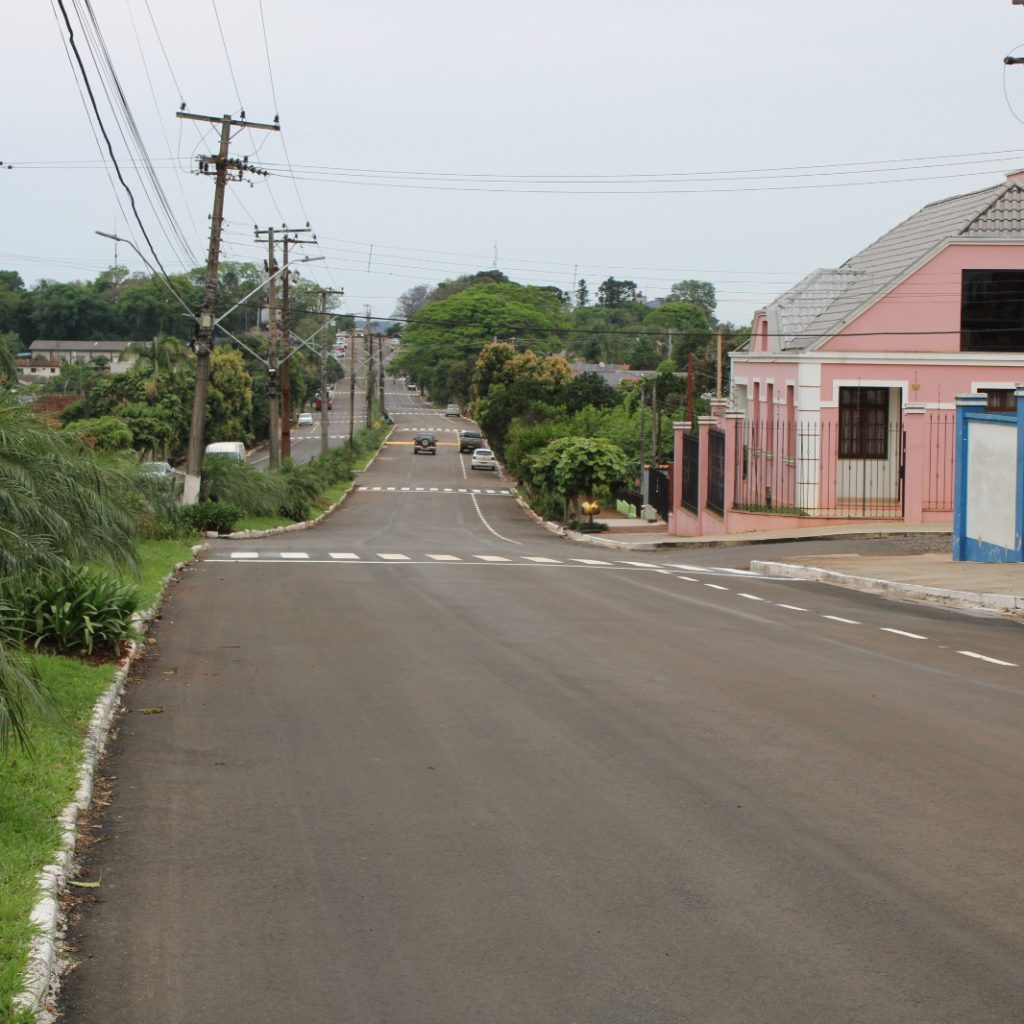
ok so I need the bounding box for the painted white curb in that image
[751,560,1024,617]
[13,544,207,1018]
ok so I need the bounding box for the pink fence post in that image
[902,403,926,523]
[669,421,687,533]
[722,412,746,528]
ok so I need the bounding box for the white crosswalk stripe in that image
[354,485,512,496]
[216,551,768,579]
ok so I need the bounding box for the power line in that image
[209,0,244,113]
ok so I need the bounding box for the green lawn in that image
[0,539,192,1021]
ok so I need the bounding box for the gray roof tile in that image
[766,179,1024,350]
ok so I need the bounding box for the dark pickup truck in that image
[458,429,485,454]
[414,432,437,455]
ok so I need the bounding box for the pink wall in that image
[826,243,1024,353]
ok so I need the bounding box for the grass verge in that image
[0,540,190,1021]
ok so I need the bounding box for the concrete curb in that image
[751,560,1024,617]
[14,543,208,1019]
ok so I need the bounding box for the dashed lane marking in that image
[475,555,512,562]
[738,593,766,601]
[573,558,612,566]
[426,554,461,561]
[881,627,928,640]
[958,650,1018,667]
[822,615,860,625]
[377,553,411,561]
[775,604,808,612]
[523,556,561,563]
[230,552,258,559]
[356,486,512,496]
[280,552,309,560]
[704,583,729,591]
[329,552,359,560]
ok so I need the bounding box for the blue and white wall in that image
[952,389,1024,562]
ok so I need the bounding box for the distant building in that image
[14,357,61,381]
[568,362,657,388]
[28,339,150,374]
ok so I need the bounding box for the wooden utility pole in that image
[348,329,357,450]
[686,351,695,424]
[279,227,315,458]
[716,332,724,399]
[318,289,344,456]
[177,111,277,504]
[377,333,387,420]
[364,306,374,429]
[259,227,281,470]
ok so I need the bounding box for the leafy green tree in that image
[526,435,630,521]
[68,415,134,452]
[0,400,137,749]
[638,302,715,367]
[597,277,642,308]
[425,269,511,306]
[29,280,109,340]
[629,336,660,370]
[667,279,717,315]
[206,347,253,443]
[0,272,30,343]
[575,278,589,307]
[565,371,619,413]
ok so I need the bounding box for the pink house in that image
[670,171,1024,537]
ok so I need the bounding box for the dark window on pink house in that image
[981,388,1017,413]
[839,387,889,459]
[962,271,1024,352]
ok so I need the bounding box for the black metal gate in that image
[707,428,725,514]
[682,433,699,514]
[648,468,670,521]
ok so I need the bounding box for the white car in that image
[471,448,497,471]
[445,403,460,416]
[297,412,314,426]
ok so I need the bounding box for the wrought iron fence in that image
[648,467,671,521]
[734,418,907,519]
[923,413,955,512]
[707,429,726,515]
[681,432,699,514]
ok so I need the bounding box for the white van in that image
[204,441,245,462]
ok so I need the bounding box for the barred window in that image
[839,387,889,459]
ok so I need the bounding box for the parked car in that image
[204,441,245,462]
[445,403,460,416]
[297,412,314,426]
[407,380,418,391]
[414,432,437,455]
[314,396,333,411]
[470,448,497,471]
[458,430,484,453]
[140,461,178,479]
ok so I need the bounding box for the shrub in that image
[200,457,287,515]
[16,568,140,656]
[177,501,241,535]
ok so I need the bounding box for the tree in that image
[206,347,253,444]
[597,277,641,308]
[526,435,631,521]
[393,284,430,321]
[565,371,619,413]
[69,415,134,452]
[639,302,715,367]
[0,400,137,749]
[667,279,717,315]
[575,278,589,308]
[629,336,660,370]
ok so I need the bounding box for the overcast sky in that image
[8,1,1024,329]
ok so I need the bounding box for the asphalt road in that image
[60,388,1024,1023]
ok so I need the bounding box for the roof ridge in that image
[958,181,1023,235]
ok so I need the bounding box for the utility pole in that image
[651,376,659,465]
[279,227,315,458]
[686,351,695,424]
[177,110,277,504]
[258,227,281,470]
[348,328,357,450]
[715,332,724,399]
[377,332,387,420]
[364,306,374,429]
[318,289,344,456]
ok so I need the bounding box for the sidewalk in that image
[564,521,1024,618]
[751,550,1024,618]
